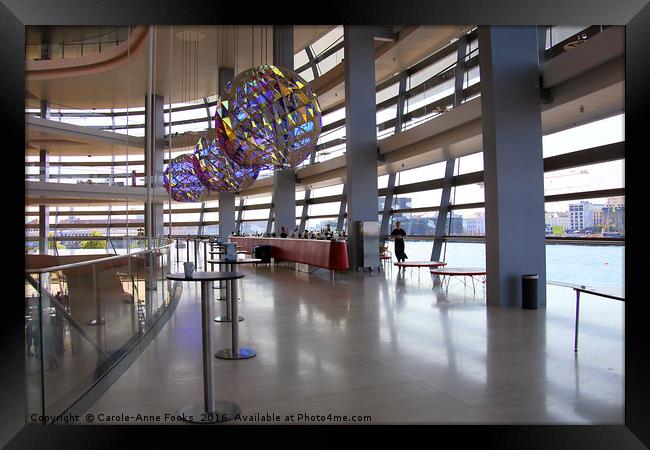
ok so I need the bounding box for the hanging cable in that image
[125,26,130,252]
[168,25,173,238]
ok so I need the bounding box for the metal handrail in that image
[547,280,592,290]
[26,238,174,274]
[547,280,624,301]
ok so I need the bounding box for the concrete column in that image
[273,25,293,70]
[343,26,379,269]
[235,197,244,233]
[272,169,296,234]
[144,93,165,239]
[38,95,49,254]
[218,67,236,239]
[272,25,295,234]
[218,192,236,239]
[143,27,162,311]
[478,26,546,307]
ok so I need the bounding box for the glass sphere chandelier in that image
[193,136,260,193]
[214,65,322,169]
[163,153,209,202]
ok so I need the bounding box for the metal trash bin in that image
[522,274,539,309]
[253,245,272,264]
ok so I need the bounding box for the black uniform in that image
[391,228,407,262]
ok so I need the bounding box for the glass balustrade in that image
[24,238,179,423]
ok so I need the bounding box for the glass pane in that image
[544,160,624,196]
[453,207,485,236]
[309,201,340,216]
[545,197,625,237]
[397,162,446,185]
[452,183,485,206]
[240,221,267,235]
[543,114,624,158]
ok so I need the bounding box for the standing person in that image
[390,221,408,266]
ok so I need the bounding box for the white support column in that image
[271,25,296,235]
[217,67,236,240]
[479,26,546,307]
[38,99,50,255]
[344,26,380,269]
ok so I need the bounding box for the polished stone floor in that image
[86,263,624,425]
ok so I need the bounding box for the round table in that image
[206,258,261,360]
[379,254,392,271]
[430,267,486,293]
[166,271,245,423]
[394,261,447,281]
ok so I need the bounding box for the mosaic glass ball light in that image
[163,153,209,202]
[193,136,260,192]
[214,65,322,169]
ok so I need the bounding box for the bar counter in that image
[228,237,349,271]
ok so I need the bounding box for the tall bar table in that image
[206,258,260,360]
[166,271,245,423]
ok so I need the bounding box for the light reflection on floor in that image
[87,263,624,425]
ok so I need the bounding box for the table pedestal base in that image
[214,315,244,323]
[179,401,241,423]
[215,348,256,360]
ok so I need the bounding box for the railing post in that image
[129,255,137,335]
[36,273,45,420]
[203,241,207,271]
[574,290,581,352]
[194,238,198,268]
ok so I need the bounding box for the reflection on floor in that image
[86,263,624,424]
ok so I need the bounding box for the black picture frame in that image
[3,0,648,447]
